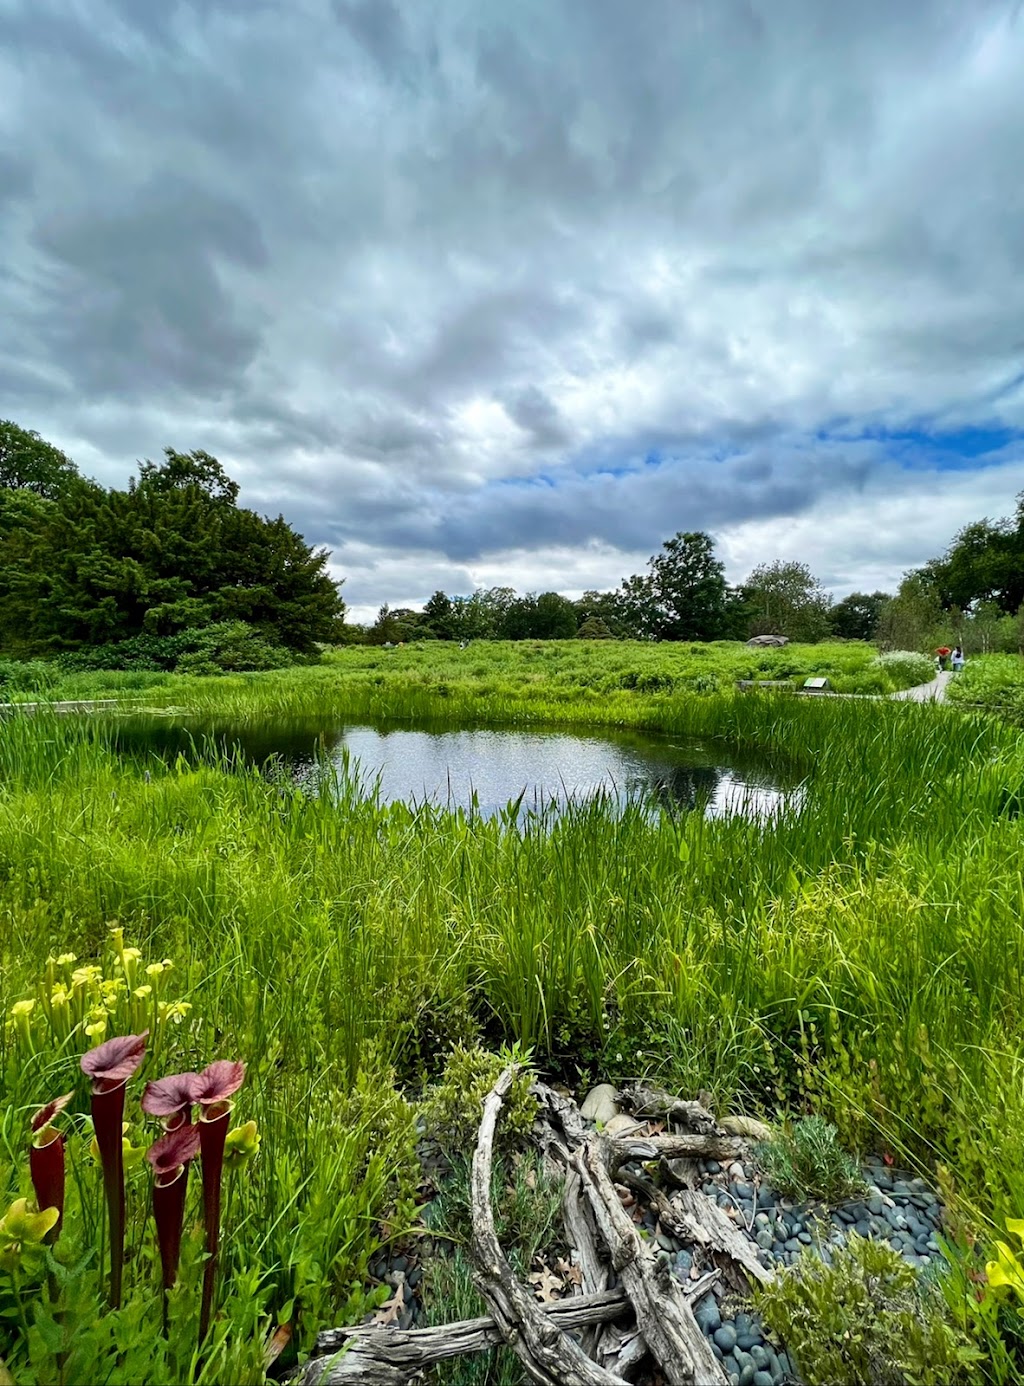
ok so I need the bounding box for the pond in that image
[114,716,802,821]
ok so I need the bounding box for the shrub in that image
[872,650,936,688]
[55,623,295,675]
[754,1234,978,1386]
[755,1115,867,1203]
[0,658,61,697]
[422,1044,536,1158]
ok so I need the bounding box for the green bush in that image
[55,622,295,675]
[754,1234,978,1386]
[0,658,61,697]
[872,650,936,688]
[756,1116,867,1203]
[422,1044,536,1158]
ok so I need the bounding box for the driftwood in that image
[575,1140,728,1386]
[617,1085,718,1134]
[469,1067,629,1386]
[299,1071,772,1386]
[299,1290,631,1385]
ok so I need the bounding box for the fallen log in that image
[575,1140,728,1386]
[298,1289,631,1385]
[469,1067,630,1386]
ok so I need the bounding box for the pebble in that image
[714,1325,737,1352]
[694,1295,721,1334]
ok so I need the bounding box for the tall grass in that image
[2,665,1024,1370]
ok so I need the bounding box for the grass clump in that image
[755,1234,979,1386]
[425,1152,564,1386]
[756,1116,867,1204]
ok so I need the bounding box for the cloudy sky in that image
[2,0,1024,620]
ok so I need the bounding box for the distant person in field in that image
[935,645,951,671]
[951,646,965,672]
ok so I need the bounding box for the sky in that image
[2,1,1024,623]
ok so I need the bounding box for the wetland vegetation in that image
[3,641,1024,1379]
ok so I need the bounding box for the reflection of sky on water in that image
[117,719,801,822]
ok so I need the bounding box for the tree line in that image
[3,416,1022,663]
[360,534,889,644]
[0,420,344,671]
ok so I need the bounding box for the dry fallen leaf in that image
[372,1276,407,1326]
[528,1264,564,1303]
[556,1256,583,1289]
[263,1323,292,1369]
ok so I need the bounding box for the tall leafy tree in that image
[0,420,83,499]
[830,591,890,642]
[621,531,729,641]
[423,590,456,639]
[741,560,832,642]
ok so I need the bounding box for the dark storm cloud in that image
[2,0,1024,612]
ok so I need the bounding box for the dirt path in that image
[890,670,952,703]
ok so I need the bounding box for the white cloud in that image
[1,0,1023,613]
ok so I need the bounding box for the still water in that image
[116,717,800,821]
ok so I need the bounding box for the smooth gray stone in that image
[736,1332,760,1351]
[752,1373,774,1386]
[695,1296,722,1334]
[715,1324,738,1352]
[756,1230,774,1250]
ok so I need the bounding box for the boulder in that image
[720,1114,773,1142]
[580,1083,620,1125]
[746,635,789,647]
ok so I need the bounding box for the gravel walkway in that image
[891,670,952,703]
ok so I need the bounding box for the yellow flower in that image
[71,965,102,990]
[224,1120,261,1168]
[133,985,153,1001]
[145,962,165,978]
[159,1001,192,1023]
[0,1199,59,1271]
[56,952,77,967]
[986,1240,1024,1302]
[122,947,142,964]
[85,1019,107,1040]
[0,1198,59,1252]
[10,999,35,1019]
[89,1124,143,1167]
[50,984,72,1008]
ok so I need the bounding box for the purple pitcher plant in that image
[143,1058,246,1342]
[81,1031,148,1308]
[29,1093,73,1243]
[146,1123,201,1329]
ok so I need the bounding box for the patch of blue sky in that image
[819,421,1024,470]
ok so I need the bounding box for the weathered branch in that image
[299,1290,631,1385]
[606,1133,746,1170]
[575,1140,728,1386]
[470,1067,630,1386]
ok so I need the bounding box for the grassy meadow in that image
[3,640,1024,1379]
[12,636,933,718]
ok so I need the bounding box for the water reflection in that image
[114,719,799,822]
